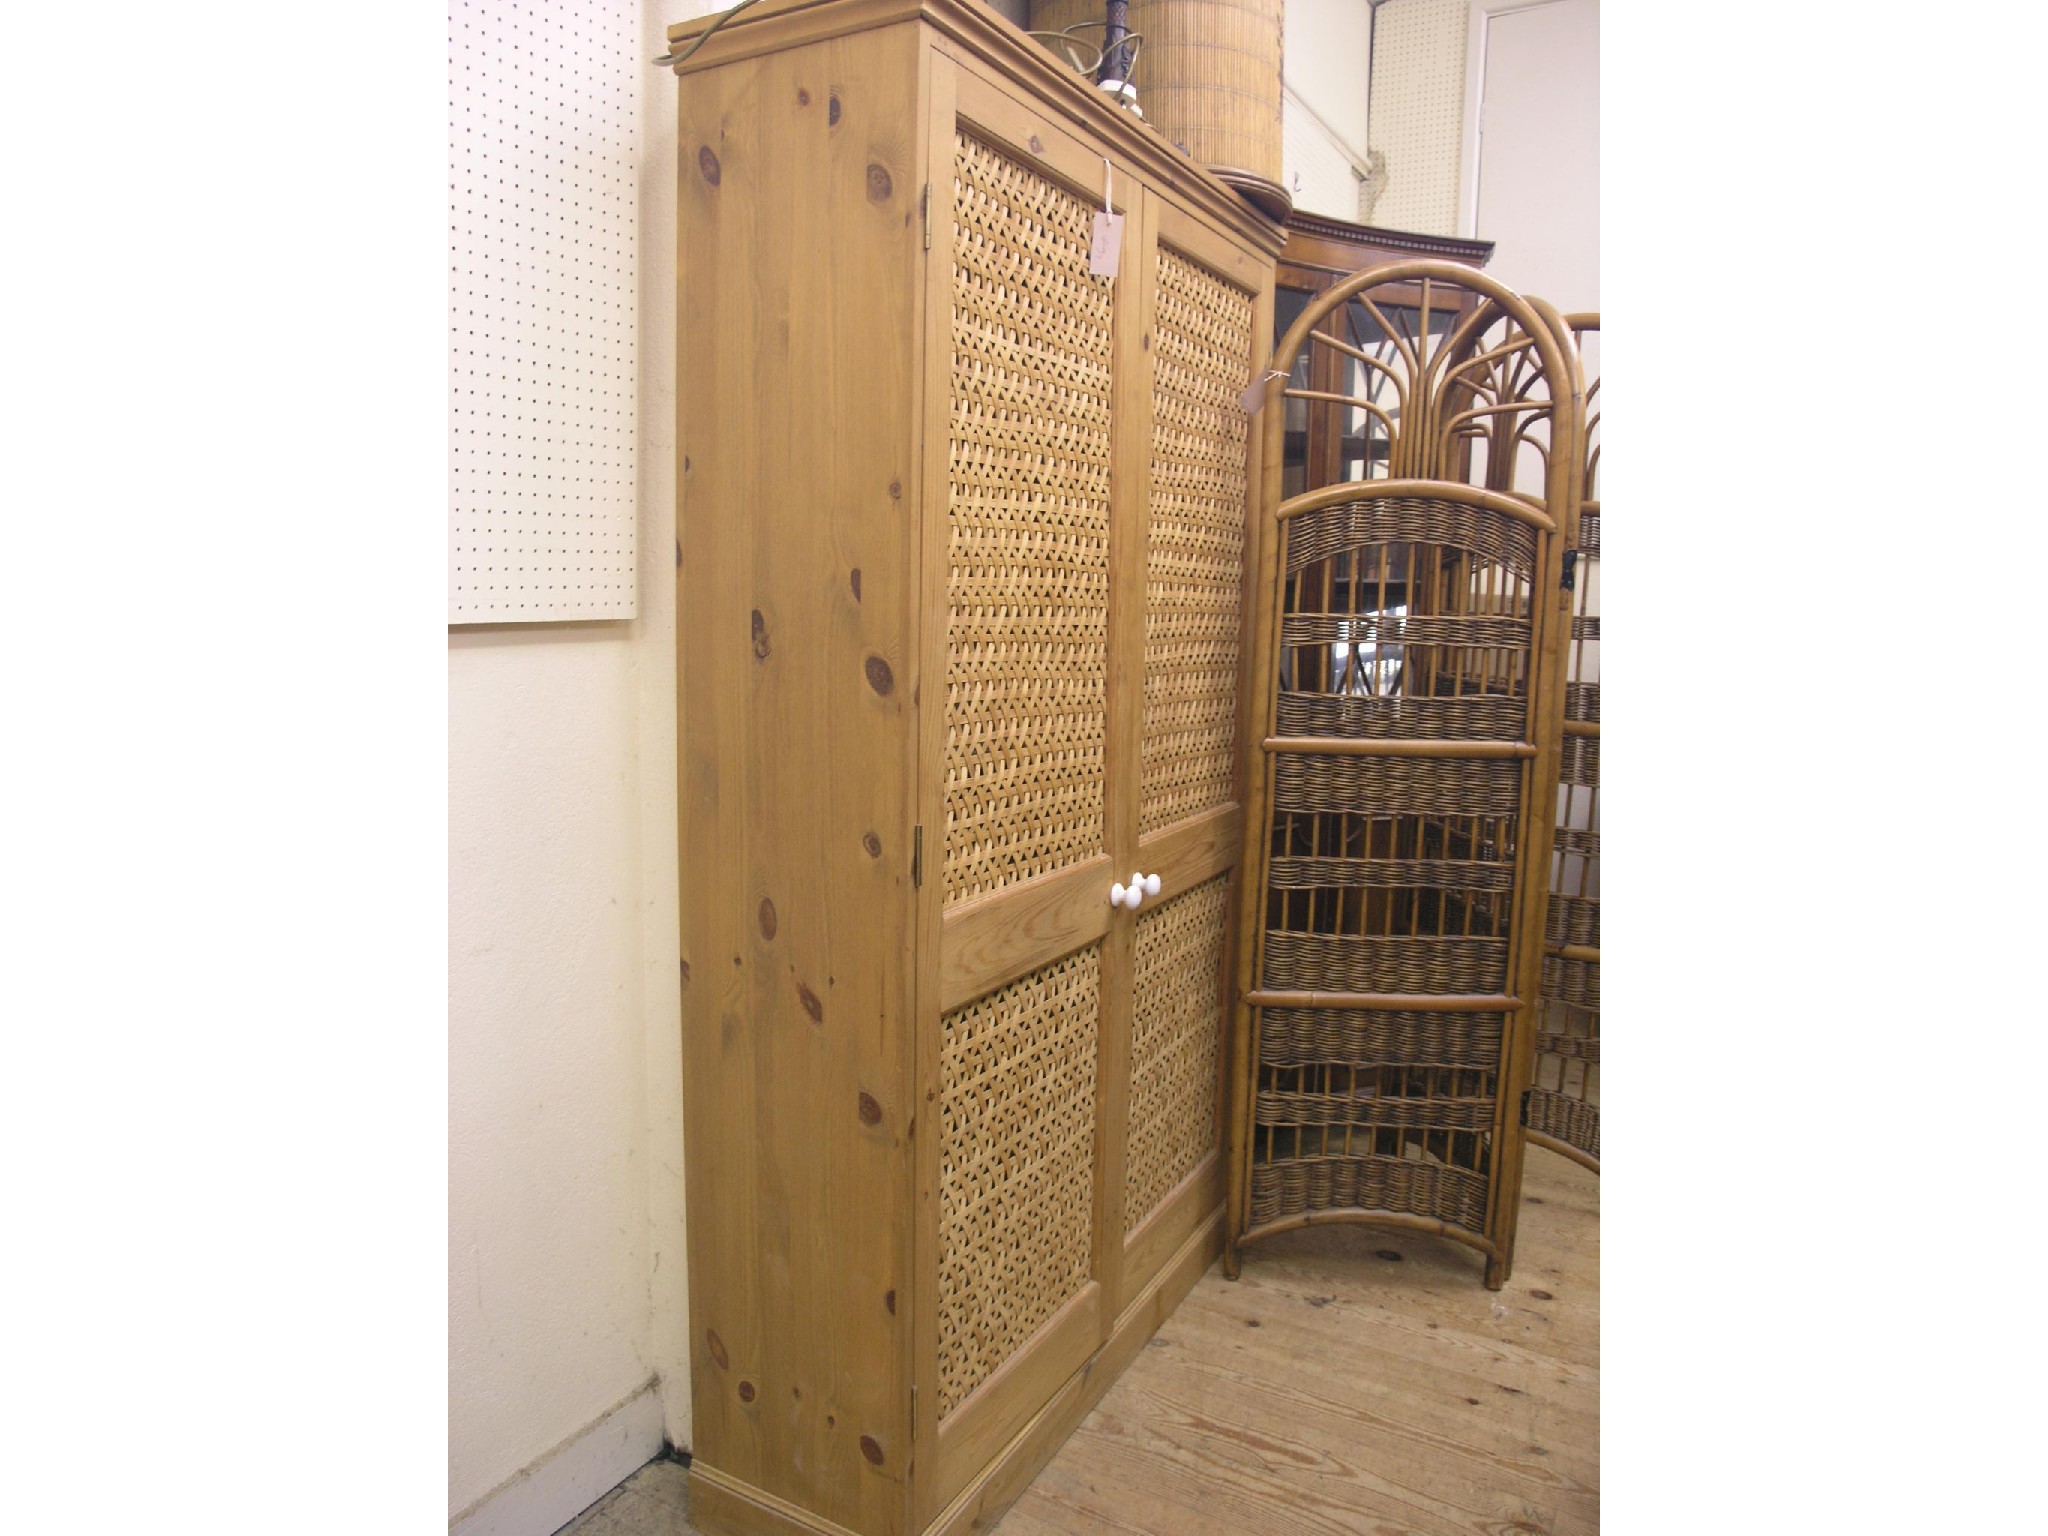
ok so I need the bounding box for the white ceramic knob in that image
[1142,872,1161,897]
[1110,881,1130,908]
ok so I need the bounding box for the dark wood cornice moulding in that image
[1281,208,1495,268]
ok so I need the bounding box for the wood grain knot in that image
[1528,1289,1554,1301]
[751,609,771,660]
[857,1091,882,1125]
[863,655,894,695]
[796,981,824,1024]
[858,1435,884,1466]
[705,1329,729,1371]
[828,94,841,125]
[888,479,901,500]
[1374,1249,1404,1262]
[737,1380,756,1403]
[862,831,882,859]
[1027,135,1043,154]
[884,1289,896,1315]
[757,898,778,940]
[698,146,721,185]
[797,87,810,105]
[865,163,893,202]
[674,539,682,569]
[849,568,862,602]
[679,958,691,986]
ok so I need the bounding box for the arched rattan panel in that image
[1525,312,1600,1172]
[1224,262,1584,1289]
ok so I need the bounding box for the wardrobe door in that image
[915,68,1137,1513]
[1119,207,1268,1299]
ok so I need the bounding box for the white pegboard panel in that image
[1366,0,1469,238]
[449,0,639,622]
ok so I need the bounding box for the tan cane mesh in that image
[936,944,1102,1418]
[1141,247,1255,836]
[1124,875,1231,1235]
[944,132,1115,907]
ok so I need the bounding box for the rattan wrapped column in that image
[1224,262,1584,1290]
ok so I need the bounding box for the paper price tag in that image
[1238,369,1286,413]
[1089,210,1124,279]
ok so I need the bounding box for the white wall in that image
[448,0,715,1526]
[448,626,660,1520]
[1466,0,1599,311]
[1282,0,1373,220]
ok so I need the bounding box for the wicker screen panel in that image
[1124,875,1231,1235]
[1275,494,1538,747]
[944,132,1116,908]
[1141,247,1255,836]
[1530,318,1600,1169]
[1247,1006,1502,1233]
[1248,480,1543,1244]
[936,944,1102,1419]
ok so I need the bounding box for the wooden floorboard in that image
[553,1152,1597,1536]
[992,1150,1599,1536]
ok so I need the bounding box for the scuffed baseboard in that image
[452,1380,666,1536]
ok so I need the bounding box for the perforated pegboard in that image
[1366,0,1469,238]
[449,0,639,622]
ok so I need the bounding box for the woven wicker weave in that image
[1527,314,1600,1172]
[936,944,1102,1418]
[944,131,1114,909]
[1141,247,1255,836]
[1229,263,1580,1286]
[1124,876,1232,1234]
[1255,1006,1506,1068]
[1270,752,1524,818]
[1247,1156,1488,1233]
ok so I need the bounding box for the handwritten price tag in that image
[1089,210,1124,279]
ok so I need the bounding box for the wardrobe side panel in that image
[677,25,927,1536]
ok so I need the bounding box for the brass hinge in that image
[912,825,924,888]
[921,183,931,251]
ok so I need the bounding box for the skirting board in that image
[452,1380,666,1536]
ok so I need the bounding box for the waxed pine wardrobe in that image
[666,3,1284,1534]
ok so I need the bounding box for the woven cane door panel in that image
[944,131,1115,908]
[1249,491,1539,1242]
[1141,247,1255,837]
[1124,875,1231,1234]
[1530,320,1600,1166]
[936,946,1102,1418]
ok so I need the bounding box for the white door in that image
[1468,0,1599,315]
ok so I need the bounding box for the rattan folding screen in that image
[1527,313,1600,1172]
[1224,262,1586,1288]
